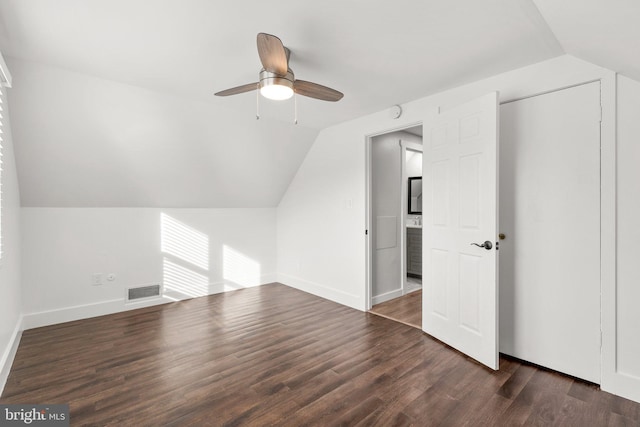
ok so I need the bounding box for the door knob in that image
[470,241,493,250]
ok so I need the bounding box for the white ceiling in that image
[0,0,564,129]
[0,0,637,207]
[533,0,640,82]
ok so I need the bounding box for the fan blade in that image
[257,33,288,75]
[215,82,258,97]
[294,80,344,102]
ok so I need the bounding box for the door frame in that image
[365,122,423,310]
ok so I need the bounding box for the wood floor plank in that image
[369,290,422,328]
[497,363,537,400]
[2,283,639,426]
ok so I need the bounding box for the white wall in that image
[276,119,366,309]
[607,75,640,401]
[369,132,408,303]
[277,53,640,403]
[371,132,402,302]
[7,58,319,208]
[406,150,423,220]
[21,208,277,328]
[277,54,612,311]
[0,84,22,394]
[406,151,422,179]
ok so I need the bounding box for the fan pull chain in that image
[294,92,298,125]
[256,83,260,120]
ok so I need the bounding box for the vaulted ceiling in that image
[532,0,640,82]
[0,0,636,207]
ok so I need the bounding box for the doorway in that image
[365,86,602,379]
[367,125,423,328]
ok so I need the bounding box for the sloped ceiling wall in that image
[1,0,639,207]
[533,0,640,82]
[8,58,319,207]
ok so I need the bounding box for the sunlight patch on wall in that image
[161,213,211,299]
[223,245,261,287]
[163,258,209,298]
[161,213,209,270]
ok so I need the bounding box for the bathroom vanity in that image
[406,224,422,278]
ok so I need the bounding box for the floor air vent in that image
[127,284,161,301]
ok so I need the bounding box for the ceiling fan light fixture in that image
[215,33,343,103]
[259,69,294,100]
[260,83,293,100]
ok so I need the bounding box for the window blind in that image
[0,52,10,261]
[0,87,4,259]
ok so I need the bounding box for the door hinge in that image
[365,229,368,235]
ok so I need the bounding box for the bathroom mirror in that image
[408,177,422,214]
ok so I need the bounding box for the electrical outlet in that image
[91,273,103,286]
[107,273,116,282]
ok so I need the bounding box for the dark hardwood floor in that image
[2,283,639,426]
[370,290,422,329]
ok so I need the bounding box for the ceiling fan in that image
[215,33,343,102]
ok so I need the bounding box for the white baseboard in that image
[372,289,403,305]
[23,298,132,330]
[0,315,23,397]
[22,274,278,330]
[277,273,364,310]
[164,274,277,301]
[602,373,640,404]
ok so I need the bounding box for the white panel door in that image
[499,82,601,383]
[422,92,499,369]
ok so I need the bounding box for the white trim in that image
[24,298,133,330]
[0,315,23,396]
[400,141,408,297]
[366,121,424,140]
[599,73,640,403]
[163,274,277,302]
[278,272,363,310]
[365,138,372,310]
[0,85,4,261]
[0,53,11,88]
[400,140,423,152]
[499,79,602,105]
[600,72,617,391]
[372,289,403,305]
[23,275,278,330]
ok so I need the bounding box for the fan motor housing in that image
[259,68,294,92]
